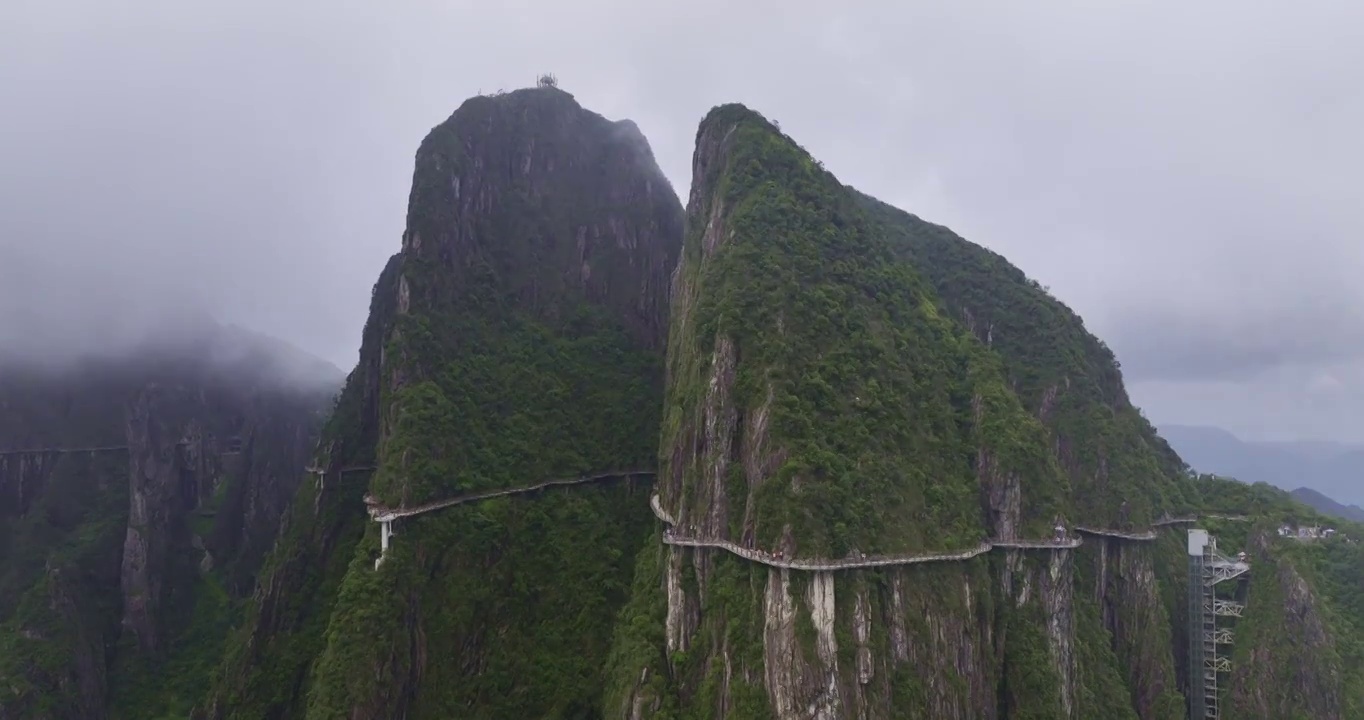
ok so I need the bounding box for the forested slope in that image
[187,91,1364,719]
[206,85,684,720]
[0,324,334,719]
[604,104,1146,720]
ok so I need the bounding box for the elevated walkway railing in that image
[0,440,223,456]
[660,531,996,571]
[367,470,655,522]
[651,494,1078,570]
[1075,526,1158,541]
[358,466,1262,574]
[364,469,655,569]
[307,464,378,475]
[0,445,131,455]
[992,538,1084,549]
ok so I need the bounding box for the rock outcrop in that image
[0,450,127,720]
[860,191,1193,719]
[1226,534,1348,718]
[214,85,684,720]
[198,92,1364,720]
[0,324,334,718]
[604,104,1096,720]
[200,255,403,720]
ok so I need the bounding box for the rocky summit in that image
[4,85,1362,719]
[206,85,684,720]
[607,103,1141,720]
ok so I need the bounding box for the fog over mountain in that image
[2,0,1362,444]
[0,303,343,396]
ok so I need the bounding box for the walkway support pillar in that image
[375,519,393,570]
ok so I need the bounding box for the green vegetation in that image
[109,574,238,719]
[664,105,1066,559]
[879,189,1364,716]
[1225,542,1345,719]
[371,299,661,504]
[1172,474,1364,718]
[108,451,244,718]
[859,194,1196,527]
[203,467,372,719]
[0,450,246,719]
[204,254,403,719]
[239,98,1364,720]
[0,342,330,718]
[1279,537,1364,717]
[999,598,1066,719]
[856,192,1220,717]
[284,86,684,718]
[12,89,1364,720]
[0,451,128,718]
[1071,586,1147,720]
[305,300,665,719]
[611,103,1094,718]
[610,102,1364,720]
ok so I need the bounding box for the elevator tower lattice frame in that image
[1187,529,1250,719]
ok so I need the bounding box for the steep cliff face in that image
[203,256,401,720]
[1076,538,1183,719]
[856,196,1192,529]
[211,86,683,719]
[1222,526,1358,714]
[851,196,1364,719]
[1226,533,1350,718]
[859,196,1190,719]
[198,92,1363,720]
[659,107,1061,556]
[113,373,325,653]
[605,105,1107,720]
[0,450,127,720]
[0,325,334,719]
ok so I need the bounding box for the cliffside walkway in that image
[363,469,654,568]
[0,445,131,455]
[649,496,1261,570]
[991,538,1086,550]
[1075,526,1159,541]
[650,494,1079,571]
[309,464,377,473]
[356,464,1253,572]
[364,470,654,523]
[1075,513,1249,543]
[0,439,241,458]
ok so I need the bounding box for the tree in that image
[537,73,558,88]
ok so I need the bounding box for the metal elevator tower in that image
[1187,529,1250,719]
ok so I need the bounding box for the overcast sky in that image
[2,0,1361,444]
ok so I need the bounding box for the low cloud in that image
[2,0,1360,439]
[1107,297,1364,384]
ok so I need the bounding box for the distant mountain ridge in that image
[1160,423,1364,508]
[1290,487,1364,523]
